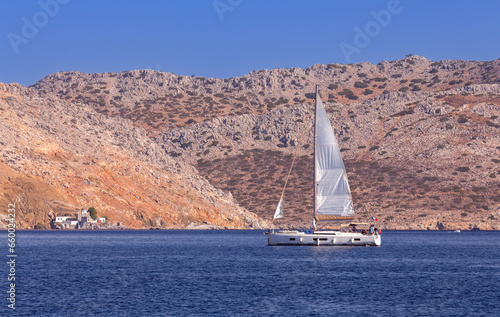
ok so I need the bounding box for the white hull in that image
[267,230,381,246]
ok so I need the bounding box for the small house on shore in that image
[53,208,106,229]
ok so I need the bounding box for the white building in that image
[55,216,71,223]
[66,220,78,226]
[54,208,105,229]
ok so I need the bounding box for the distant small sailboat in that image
[454,229,461,233]
[266,87,381,246]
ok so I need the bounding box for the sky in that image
[1,0,499,86]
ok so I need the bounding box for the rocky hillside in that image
[158,84,500,230]
[2,55,499,230]
[0,83,266,229]
[32,55,500,136]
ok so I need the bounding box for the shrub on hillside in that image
[338,89,353,96]
[354,81,368,88]
[88,207,98,220]
[390,108,414,117]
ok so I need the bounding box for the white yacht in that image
[266,87,381,246]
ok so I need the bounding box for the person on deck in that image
[351,224,357,232]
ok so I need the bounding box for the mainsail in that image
[314,87,355,221]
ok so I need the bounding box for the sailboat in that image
[266,87,381,246]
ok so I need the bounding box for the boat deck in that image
[267,230,381,246]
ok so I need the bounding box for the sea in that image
[0,230,499,316]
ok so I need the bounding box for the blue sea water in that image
[0,230,499,316]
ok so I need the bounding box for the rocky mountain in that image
[160,84,500,230]
[0,83,266,229]
[32,55,500,134]
[1,55,499,230]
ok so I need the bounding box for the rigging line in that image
[272,105,313,224]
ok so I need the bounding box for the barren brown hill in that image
[0,83,266,229]
[157,84,500,230]
[32,56,500,136]
[2,56,499,230]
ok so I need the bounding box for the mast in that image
[313,85,318,221]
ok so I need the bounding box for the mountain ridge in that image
[1,55,499,230]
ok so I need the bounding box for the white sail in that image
[273,198,284,219]
[314,89,354,221]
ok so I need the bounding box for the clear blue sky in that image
[1,0,499,86]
